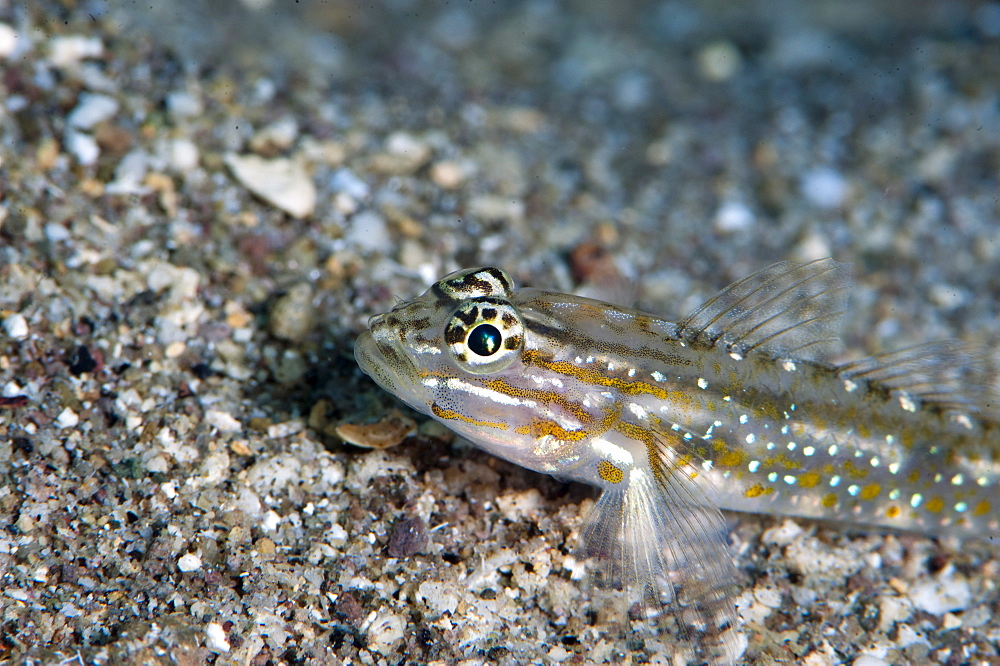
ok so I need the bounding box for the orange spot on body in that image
[799,472,821,489]
[925,496,945,514]
[745,483,772,498]
[860,483,882,501]
[597,460,625,484]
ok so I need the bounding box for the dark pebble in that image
[387,516,428,558]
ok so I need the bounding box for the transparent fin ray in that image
[838,341,1000,419]
[676,258,852,362]
[580,429,744,664]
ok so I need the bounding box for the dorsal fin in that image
[675,258,852,361]
[838,342,999,418]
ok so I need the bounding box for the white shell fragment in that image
[177,552,202,572]
[205,622,230,652]
[224,153,316,218]
[54,408,80,429]
[2,313,29,340]
[67,93,120,130]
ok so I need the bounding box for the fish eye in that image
[444,298,523,374]
[467,324,502,357]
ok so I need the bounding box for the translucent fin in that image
[838,341,1000,419]
[676,258,852,361]
[581,429,744,664]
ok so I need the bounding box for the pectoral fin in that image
[580,428,745,664]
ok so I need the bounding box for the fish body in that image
[355,259,1000,663]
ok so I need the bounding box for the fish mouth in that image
[354,327,417,395]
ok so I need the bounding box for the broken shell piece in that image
[336,409,417,449]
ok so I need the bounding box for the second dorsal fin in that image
[675,258,852,361]
[838,342,999,418]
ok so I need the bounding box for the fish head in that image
[355,267,526,418]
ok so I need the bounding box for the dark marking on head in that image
[481,307,498,321]
[482,267,512,291]
[501,312,517,328]
[377,340,405,367]
[444,325,465,345]
[462,275,494,295]
[431,282,451,300]
[454,307,478,327]
[504,334,522,350]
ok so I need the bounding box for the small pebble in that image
[55,407,80,429]
[336,410,417,449]
[852,656,889,666]
[909,566,972,615]
[266,419,305,439]
[761,519,804,546]
[714,201,755,233]
[369,131,432,175]
[754,584,783,609]
[430,160,465,189]
[2,313,29,340]
[204,622,230,653]
[468,194,525,223]
[204,410,243,433]
[271,349,308,383]
[387,517,428,558]
[0,22,20,59]
[177,552,202,572]
[106,149,149,195]
[268,283,315,342]
[65,130,100,166]
[327,523,348,547]
[365,611,405,655]
[802,167,849,209]
[44,222,71,243]
[344,210,390,254]
[48,34,103,68]
[250,116,299,154]
[68,345,98,376]
[166,90,204,119]
[224,153,316,218]
[147,262,200,303]
[164,341,186,358]
[416,580,459,615]
[329,167,370,200]
[166,138,200,173]
[697,40,742,81]
[67,93,119,130]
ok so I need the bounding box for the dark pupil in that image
[467,324,502,357]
